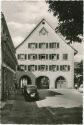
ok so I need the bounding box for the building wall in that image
[1,13,17,100]
[16,19,74,89]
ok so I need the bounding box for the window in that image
[52,43,57,48]
[60,65,70,71]
[49,43,59,48]
[38,65,48,71]
[17,65,27,71]
[63,54,68,60]
[28,65,37,71]
[39,43,47,49]
[28,42,59,49]
[28,54,37,60]
[52,54,56,60]
[18,54,27,60]
[49,65,59,71]
[49,54,59,60]
[28,43,37,49]
[39,54,47,60]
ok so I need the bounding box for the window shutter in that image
[57,65,59,71]
[46,54,48,59]
[49,43,52,48]
[28,65,30,71]
[28,54,30,59]
[49,54,51,59]
[39,54,41,60]
[49,65,51,71]
[28,43,30,48]
[25,65,26,70]
[36,43,37,48]
[66,54,68,59]
[25,54,27,59]
[60,65,62,71]
[57,54,59,59]
[39,43,41,48]
[57,43,59,48]
[35,65,37,70]
[46,65,48,71]
[18,54,20,59]
[46,43,48,48]
[36,54,37,59]
[68,65,70,71]
[38,65,40,71]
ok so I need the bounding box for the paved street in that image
[1,89,83,124]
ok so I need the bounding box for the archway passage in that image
[36,76,49,89]
[19,75,31,88]
[55,76,66,88]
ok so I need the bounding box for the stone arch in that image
[35,76,50,89]
[19,75,32,88]
[55,76,67,88]
[16,71,36,88]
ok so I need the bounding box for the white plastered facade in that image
[16,19,75,89]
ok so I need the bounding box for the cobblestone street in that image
[1,89,83,124]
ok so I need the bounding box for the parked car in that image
[78,84,83,93]
[23,85,39,101]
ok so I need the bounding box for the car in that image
[23,85,39,101]
[78,84,83,93]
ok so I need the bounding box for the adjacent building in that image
[1,12,18,100]
[16,18,77,89]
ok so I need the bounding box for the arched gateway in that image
[36,76,49,89]
[19,75,31,88]
[55,76,67,88]
[16,71,36,88]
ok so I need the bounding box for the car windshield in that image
[27,85,36,89]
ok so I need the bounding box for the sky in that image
[1,0,83,62]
